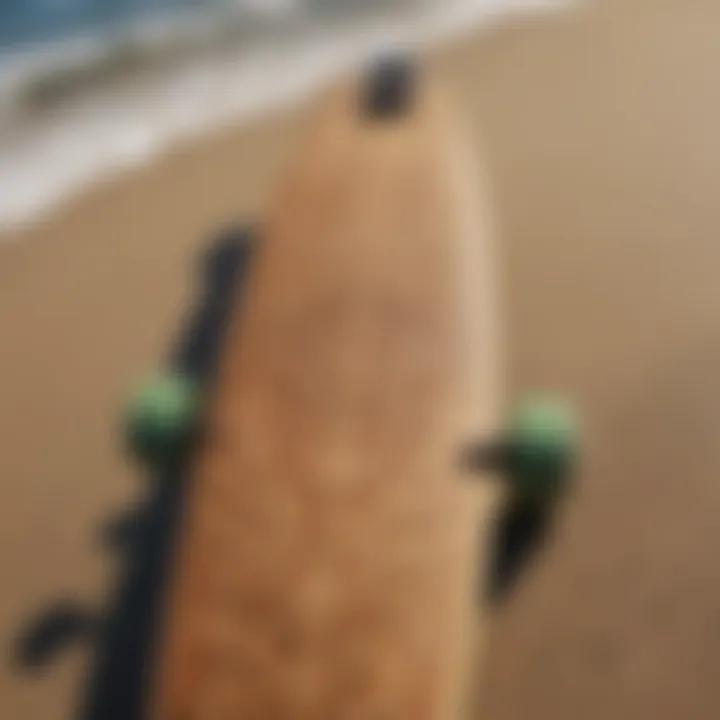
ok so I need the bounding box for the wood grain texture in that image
[151,67,502,720]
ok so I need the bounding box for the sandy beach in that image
[3,0,720,717]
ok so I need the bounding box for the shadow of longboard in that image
[77,226,256,720]
[12,226,255,720]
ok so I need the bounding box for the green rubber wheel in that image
[124,374,200,465]
[506,396,578,504]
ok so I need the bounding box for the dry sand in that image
[3,0,720,718]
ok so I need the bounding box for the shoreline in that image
[0,0,568,235]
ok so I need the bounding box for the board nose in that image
[362,54,416,120]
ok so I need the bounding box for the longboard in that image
[150,60,504,719]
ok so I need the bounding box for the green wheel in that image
[506,396,578,504]
[124,374,200,466]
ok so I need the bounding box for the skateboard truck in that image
[126,378,578,507]
[466,397,578,504]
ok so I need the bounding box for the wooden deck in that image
[151,70,502,719]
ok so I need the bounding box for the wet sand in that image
[3,1,720,718]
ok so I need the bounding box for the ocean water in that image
[0,0,567,232]
[0,0,207,50]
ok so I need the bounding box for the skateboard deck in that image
[151,61,503,720]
